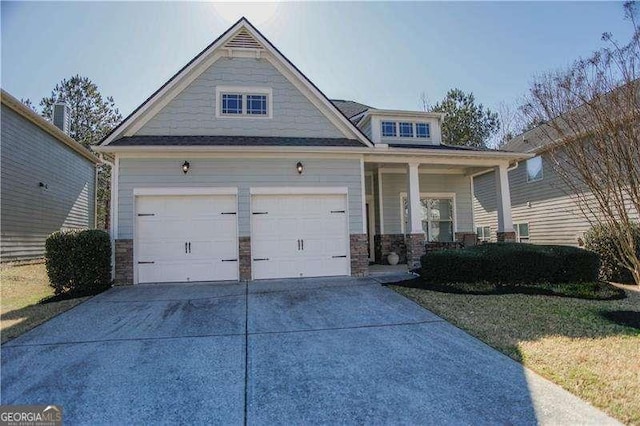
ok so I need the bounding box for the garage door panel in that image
[136,194,238,284]
[251,194,349,280]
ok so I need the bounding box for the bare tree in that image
[493,101,525,148]
[521,2,640,284]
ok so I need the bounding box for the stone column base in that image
[114,239,133,285]
[455,232,478,247]
[405,233,426,269]
[350,234,368,277]
[375,234,407,264]
[239,237,252,281]
[497,231,517,242]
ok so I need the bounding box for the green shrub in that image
[584,223,640,284]
[45,229,112,296]
[420,243,600,285]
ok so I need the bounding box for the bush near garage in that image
[45,229,111,296]
[584,223,640,284]
[419,243,600,285]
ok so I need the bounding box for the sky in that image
[1,1,635,119]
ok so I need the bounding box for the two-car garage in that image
[134,188,351,284]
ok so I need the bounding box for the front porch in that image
[363,156,516,269]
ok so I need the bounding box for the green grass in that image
[1,263,89,343]
[391,285,640,425]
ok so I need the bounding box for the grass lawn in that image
[1,263,89,344]
[391,284,640,425]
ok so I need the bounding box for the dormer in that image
[356,110,445,146]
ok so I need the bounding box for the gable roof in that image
[1,89,99,164]
[98,18,373,148]
[331,100,373,119]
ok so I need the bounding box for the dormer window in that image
[380,121,431,139]
[399,122,414,138]
[216,86,272,118]
[416,123,430,138]
[381,121,397,137]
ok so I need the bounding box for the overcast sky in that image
[1,1,634,117]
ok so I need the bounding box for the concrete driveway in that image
[2,276,618,425]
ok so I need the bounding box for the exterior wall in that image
[117,157,363,239]
[136,57,346,139]
[379,172,474,234]
[472,153,640,246]
[1,105,96,262]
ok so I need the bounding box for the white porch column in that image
[494,164,515,241]
[407,162,423,234]
[405,162,425,268]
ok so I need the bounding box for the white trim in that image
[101,19,373,147]
[379,167,465,175]
[94,145,531,163]
[109,155,119,280]
[215,86,273,119]
[94,166,99,229]
[406,163,423,234]
[360,157,367,234]
[399,192,458,239]
[133,187,238,196]
[249,186,348,195]
[378,167,384,234]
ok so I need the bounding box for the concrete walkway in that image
[1,276,618,425]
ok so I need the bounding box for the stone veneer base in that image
[350,234,369,277]
[375,234,407,264]
[114,239,133,286]
[497,231,517,243]
[239,236,251,281]
[405,234,426,269]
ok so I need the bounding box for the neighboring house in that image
[1,89,99,262]
[94,18,527,285]
[473,124,640,246]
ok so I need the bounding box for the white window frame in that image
[381,120,432,140]
[215,86,273,119]
[399,122,414,138]
[381,121,397,137]
[399,192,457,242]
[415,122,431,139]
[526,156,543,182]
[476,225,491,242]
[515,223,530,242]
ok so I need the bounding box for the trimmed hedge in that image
[420,243,600,284]
[45,229,112,296]
[584,223,640,284]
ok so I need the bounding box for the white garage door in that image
[136,195,238,283]
[251,194,350,279]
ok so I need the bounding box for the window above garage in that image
[216,86,273,119]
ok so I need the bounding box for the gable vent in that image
[225,29,263,50]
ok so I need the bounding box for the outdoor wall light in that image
[296,162,304,174]
[182,161,190,174]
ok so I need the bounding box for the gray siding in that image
[380,172,473,234]
[472,154,639,245]
[117,157,363,238]
[137,57,346,139]
[1,105,96,262]
[360,120,372,140]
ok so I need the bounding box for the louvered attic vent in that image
[225,29,263,49]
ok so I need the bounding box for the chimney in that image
[53,102,70,134]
